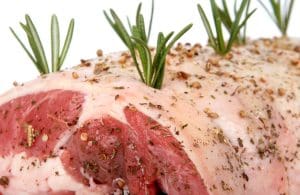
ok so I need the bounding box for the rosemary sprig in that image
[217,0,253,44]
[197,0,256,55]
[10,14,75,74]
[258,0,294,36]
[104,1,192,89]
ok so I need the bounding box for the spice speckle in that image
[0,176,9,188]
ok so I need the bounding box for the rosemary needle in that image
[10,14,75,74]
[258,0,294,36]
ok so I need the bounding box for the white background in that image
[0,0,299,93]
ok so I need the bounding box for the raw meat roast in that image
[0,38,299,195]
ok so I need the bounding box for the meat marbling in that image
[0,38,299,195]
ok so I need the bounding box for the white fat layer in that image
[0,152,110,194]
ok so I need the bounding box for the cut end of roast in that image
[0,90,208,195]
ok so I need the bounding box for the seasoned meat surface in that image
[0,38,299,195]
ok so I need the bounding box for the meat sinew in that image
[0,38,299,195]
